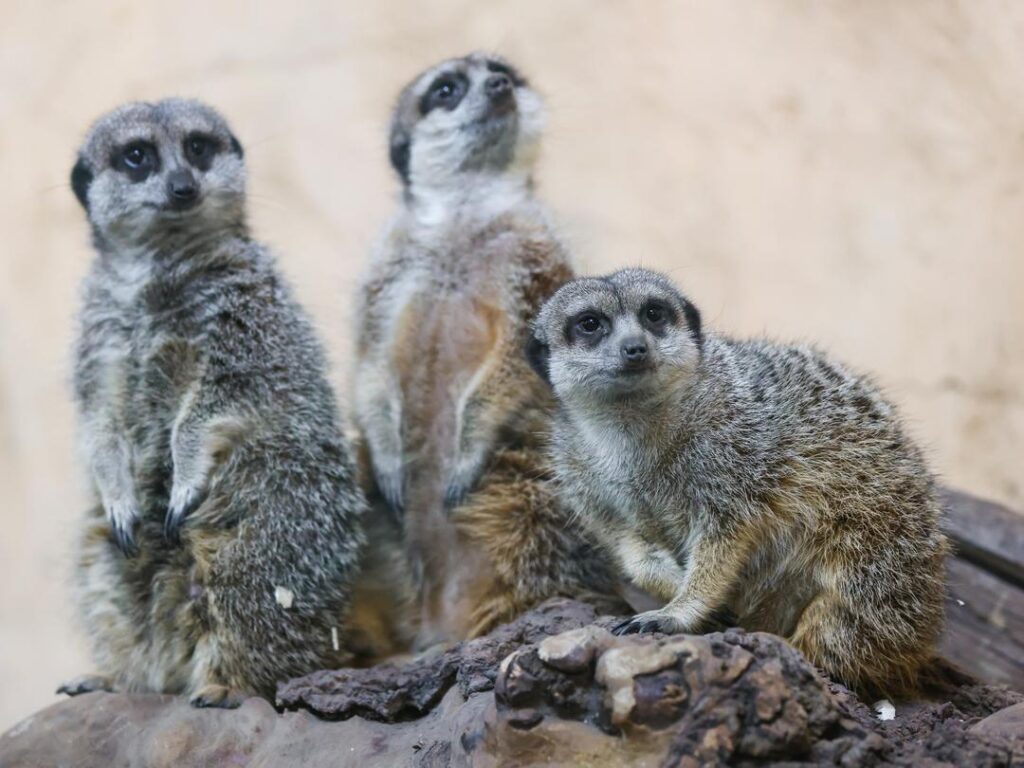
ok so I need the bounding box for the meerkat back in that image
[63,99,369,707]
[354,54,624,645]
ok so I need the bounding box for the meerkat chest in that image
[570,420,665,517]
[384,264,506,451]
[80,276,201,431]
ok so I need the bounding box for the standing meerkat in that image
[62,99,369,707]
[354,54,623,644]
[528,268,949,696]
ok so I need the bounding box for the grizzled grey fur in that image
[62,99,366,708]
[529,268,948,696]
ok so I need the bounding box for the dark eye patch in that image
[486,60,526,87]
[640,300,676,335]
[113,141,159,183]
[565,311,610,346]
[183,132,222,171]
[419,72,469,115]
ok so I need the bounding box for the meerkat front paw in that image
[165,482,207,543]
[104,499,140,557]
[443,471,477,510]
[372,461,405,516]
[612,610,686,636]
[57,673,114,697]
[189,684,249,709]
[443,453,485,510]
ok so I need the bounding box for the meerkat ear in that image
[681,299,703,350]
[389,126,411,185]
[525,333,551,386]
[228,132,244,158]
[70,156,93,211]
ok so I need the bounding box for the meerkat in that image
[527,268,949,697]
[61,98,372,708]
[354,54,623,645]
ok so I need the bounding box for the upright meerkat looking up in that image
[528,268,948,696]
[64,99,368,707]
[354,54,622,644]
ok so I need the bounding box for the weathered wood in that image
[941,487,1024,589]
[942,556,1024,690]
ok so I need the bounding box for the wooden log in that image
[941,488,1024,589]
[941,556,1024,690]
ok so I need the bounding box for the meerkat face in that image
[528,269,704,403]
[70,99,245,243]
[388,53,543,191]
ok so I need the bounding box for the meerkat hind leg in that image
[57,673,115,697]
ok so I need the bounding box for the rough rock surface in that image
[2,599,1022,767]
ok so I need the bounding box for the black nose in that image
[485,73,513,103]
[167,169,198,208]
[621,338,649,365]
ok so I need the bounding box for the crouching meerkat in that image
[527,268,949,697]
[354,54,623,644]
[62,99,370,707]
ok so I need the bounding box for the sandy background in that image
[1,0,1021,732]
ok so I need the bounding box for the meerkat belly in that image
[389,283,507,642]
[391,288,504,490]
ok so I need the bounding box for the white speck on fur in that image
[274,586,294,609]
[331,626,340,652]
[956,599,965,606]
[874,699,896,721]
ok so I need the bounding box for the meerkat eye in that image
[122,143,150,169]
[184,133,220,170]
[568,312,608,345]
[641,301,674,333]
[117,141,158,181]
[420,74,468,114]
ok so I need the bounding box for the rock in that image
[275,597,601,718]
[3,599,1023,768]
[972,701,1024,739]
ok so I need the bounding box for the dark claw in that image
[165,489,207,545]
[612,617,663,636]
[112,522,138,558]
[191,695,213,708]
[373,473,404,520]
[164,510,183,545]
[443,483,468,511]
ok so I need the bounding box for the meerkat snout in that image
[620,336,650,368]
[166,168,199,210]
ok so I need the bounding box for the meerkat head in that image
[528,268,704,405]
[388,53,543,200]
[70,98,246,245]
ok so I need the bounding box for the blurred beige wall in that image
[1,0,1021,732]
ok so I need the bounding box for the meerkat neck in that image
[565,385,688,458]
[405,170,533,231]
[563,362,725,464]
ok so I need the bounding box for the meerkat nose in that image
[485,73,513,103]
[621,338,649,365]
[167,169,199,208]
